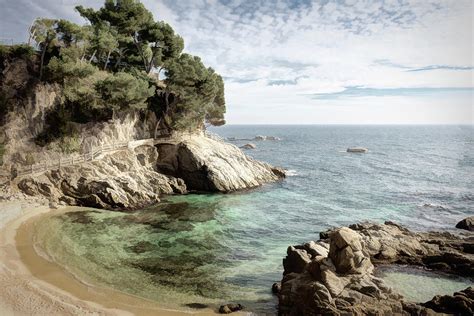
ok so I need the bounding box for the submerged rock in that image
[218,303,243,314]
[277,221,474,315]
[456,216,474,231]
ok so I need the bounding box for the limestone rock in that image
[156,135,284,192]
[16,145,186,210]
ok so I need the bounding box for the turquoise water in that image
[376,265,472,302]
[35,125,474,314]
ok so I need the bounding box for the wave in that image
[285,169,298,176]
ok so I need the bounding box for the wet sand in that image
[0,201,221,315]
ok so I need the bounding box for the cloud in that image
[0,0,472,124]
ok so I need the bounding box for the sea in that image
[34,125,474,314]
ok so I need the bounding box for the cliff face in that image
[14,134,285,209]
[1,58,285,209]
[156,135,284,192]
[16,145,186,209]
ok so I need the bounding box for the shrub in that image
[0,144,4,166]
[0,44,35,60]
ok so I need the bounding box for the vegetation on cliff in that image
[0,0,226,148]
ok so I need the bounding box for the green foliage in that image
[21,0,226,147]
[24,152,36,165]
[35,105,77,146]
[0,44,35,59]
[96,72,155,111]
[46,57,97,82]
[0,144,4,166]
[164,54,226,130]
[49,134,81,154]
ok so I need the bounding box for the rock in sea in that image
[347,147,368,153]
[240,143,256,149]
[218,303,243,314]
[456,216,474,231]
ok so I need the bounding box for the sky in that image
[0,0,473,124]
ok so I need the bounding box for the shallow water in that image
[377,266,472,302]
[34,125,474,314]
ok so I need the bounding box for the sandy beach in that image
[0,200,221,316]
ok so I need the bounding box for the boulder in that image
[304,241,329,258]
[254,135,266,141]
[218,303,243,314]
[271,282,281,294]
[422,287,473,315]
[329,227,373,274]
[456,217,474,231]
[283,246,311,274]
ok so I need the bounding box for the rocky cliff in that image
[11,134,285,210]
[156,134,285,192]
[0,57,285,209]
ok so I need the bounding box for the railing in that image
[204,130,225,142]
[2,131,219,179]
[17,139,146,176]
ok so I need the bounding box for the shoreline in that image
[0,200,221,316]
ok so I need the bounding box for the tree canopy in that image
[18,0,226,144]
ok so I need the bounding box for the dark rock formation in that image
[456,216,474,231]
[240,143,256,149]
[218,303,243,314]
[422,287,473,315]
[277,222,474,315]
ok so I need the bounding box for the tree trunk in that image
[154,117,162,139]
[89,50,96,63]
[39,43,47,81]
[133,35,148,71]
[157,66,163,80]
[104,50,111,70]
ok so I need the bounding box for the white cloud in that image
[1,0,472,124]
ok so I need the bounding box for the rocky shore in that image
[276,221,473,315]
[9,134,285,210]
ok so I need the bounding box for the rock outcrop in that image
[155,135,284,192]
[277,222,474,315]
[13,134,285,209]
[16,145,186,210]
